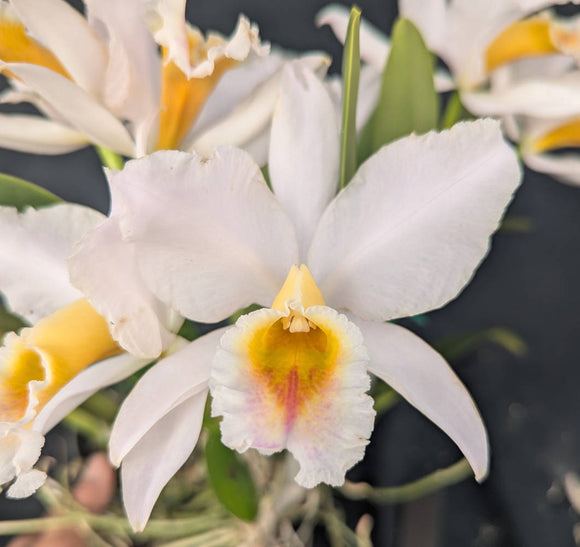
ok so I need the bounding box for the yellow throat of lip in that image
[248,265,338,432]
[0,299,121,424]
[0,10,69,78]
[156,30,239,151]
[485,17,559,74]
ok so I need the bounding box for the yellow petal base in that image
[0,299,121,423]
[157,29,238,150]
[531,118,580,153]
[485,17,558,74]
[0,6,69,78]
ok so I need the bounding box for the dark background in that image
[2,1,580,545]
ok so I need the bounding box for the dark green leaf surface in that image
[205,427,259,521]
[0,173,60,210]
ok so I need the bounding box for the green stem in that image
[0,513,229,540]
[95,146,124,170]
[339,458,472,504]
[440,91,471,129]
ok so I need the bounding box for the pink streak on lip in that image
[284,367,299,435]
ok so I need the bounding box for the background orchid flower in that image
[0,203,151,498]
[69,61,521,530]
[0,0,314,161]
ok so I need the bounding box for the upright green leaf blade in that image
[0,173,60,210]
[205,427,259,521]
[339,5,362,189]
[373,18,438,149]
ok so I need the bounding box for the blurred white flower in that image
[0,204,150,497]
[0,0,317,161]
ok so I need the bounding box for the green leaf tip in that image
[0,173,61,211]
[371,17,438,151]
[339,4,362,189]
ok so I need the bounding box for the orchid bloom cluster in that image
[320,0,580,185]
[3,0,571,542]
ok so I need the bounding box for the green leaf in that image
[205,427,259,521]
[339,5,362,189]
[0,173,61,210]
[372,18,438,150]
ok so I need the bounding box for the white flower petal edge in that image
[357,319,489,481]
[0,114,88,154]
[0,204,104,324]
[211,307,375,488]
[109,329,226,467]
[0,63,135,156]
[33,352,151,435]
[462,76,580,119]
[0,425,46,498]
[113,148,299,323]
[121,392,206,532]
[269,61,340,259]
[68,209,177,359]
[11,0,107,96]
[308,119,521,322]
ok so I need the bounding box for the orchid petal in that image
[0,62,135,156]
[33,352,150,435]
[0,114,88,154]
[120,392,207,532]
[357,319,489,481]
[6,468,46,498]
[109,329,225,467]
[269,62,340,259]
[114,148,298,323]
[463,76,580,118]
[398,0,447,53]
[189,54,330,161]
[11,0,107,96]
[308,120,521,321]
[68,213,176,359]
[316,5,390,72]
[85,0,160,131]
[0,204,103,323]
[523,152,580,186]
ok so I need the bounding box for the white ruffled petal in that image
[0,204,103,323]
[308,120,521,321]
[211,306,375,488]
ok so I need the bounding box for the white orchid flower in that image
[0,203,156,497]
[0,0,323,161]
[69,61,521,531]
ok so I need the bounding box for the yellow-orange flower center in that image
[245,265,340,432]
[157,30,238,150]
[0,10,69,79]
[0,299,121,423]
[485,17,559,74]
